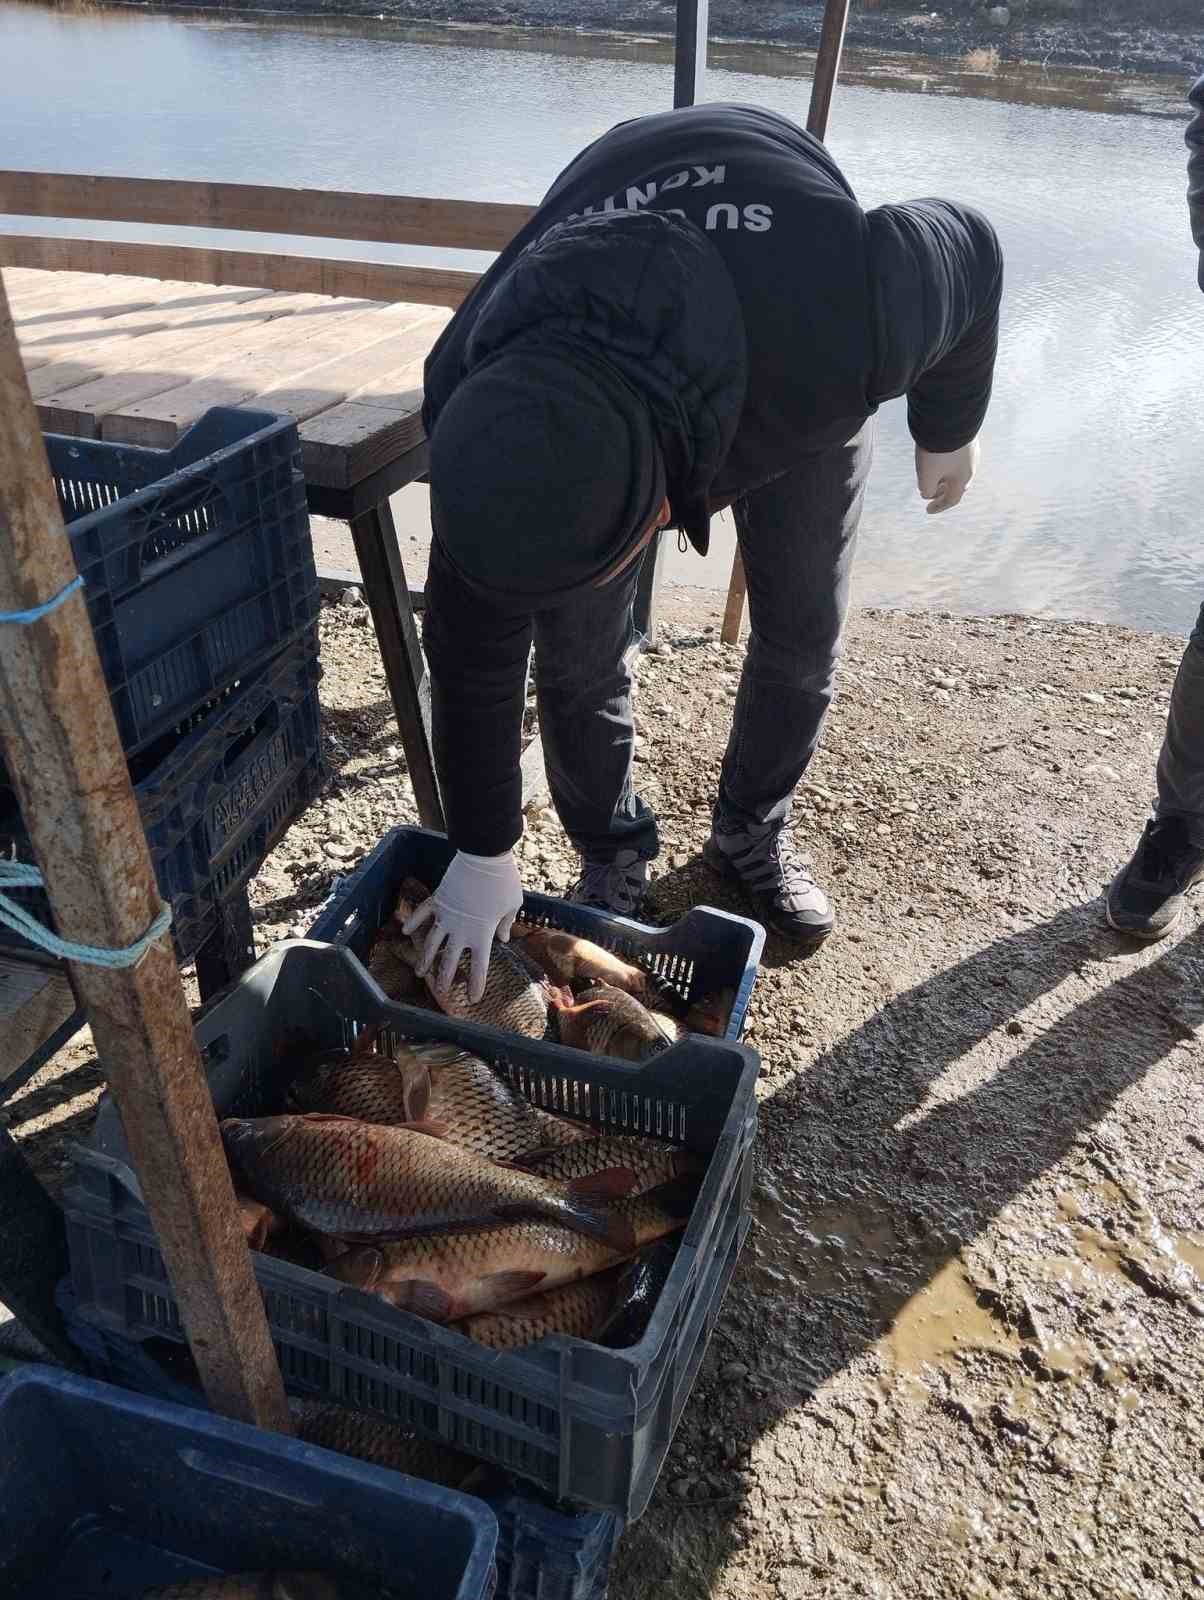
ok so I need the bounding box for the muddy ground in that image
[8,590,1202,1597]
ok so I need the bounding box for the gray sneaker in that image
[568,848,648,918]
[704,821,834,946]
[1105,816,1204,940]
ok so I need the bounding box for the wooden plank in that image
[0,236,477,309]
[236,307,445,425]
[0,269,291,1429]
[36,292,365,434]
[0,958,76,1084]
[0,170,531,252]
[20,281,270,360]
[98,299,407,447]
[12,275,170,335]
[20,286,276,387]
[299,396,425,491]
[720,548,747,645]
[17,277,197,350]
[8,270,165,318]
[32,289,331,428]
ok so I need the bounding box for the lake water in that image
[2,3,1200,633]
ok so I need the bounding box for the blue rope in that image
[0,862,172,969]
[0,575,84,625]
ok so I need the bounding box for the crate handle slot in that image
[178,1447,326,1508]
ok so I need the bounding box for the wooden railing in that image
[0,171,536,308]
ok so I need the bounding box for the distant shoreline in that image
[44,0,1204,80]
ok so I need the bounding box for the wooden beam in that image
[0,235,477,309]
[0,171,531,253]
[721,0,851,646]
[0,269,291,1432]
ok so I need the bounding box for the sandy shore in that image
[9,587,1202,1597]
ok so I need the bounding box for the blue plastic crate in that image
[56,1294,621,1600]
[35,406,317,763]
[0,1364,497,1600]
[0,633,324,964]
[65,940,759,1521]
[308,826,764,1041]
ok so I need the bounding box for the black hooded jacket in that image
[422,103,1003,856]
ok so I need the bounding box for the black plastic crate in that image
[0,635,324,964]
[29,406,316,766]
[0,1365,497,1600]
[64,940,759,1521]
[309,826,765,1041]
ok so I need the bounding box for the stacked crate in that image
[0,406,324,974]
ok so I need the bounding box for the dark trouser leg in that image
[1155,601,1204,847]
[715,422,874,831]
[532,564,659,864]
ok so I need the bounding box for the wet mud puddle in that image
[750,1168,1204,1383]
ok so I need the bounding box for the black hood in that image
[428,208,747,608]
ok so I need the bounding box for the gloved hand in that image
[402,849,524,1003]
[915,439,980,515]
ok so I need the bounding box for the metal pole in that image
[0,270,291,1433]
[673,0,709,108]
[720,0,851,645]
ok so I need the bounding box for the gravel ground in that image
[8,589,1202,1597]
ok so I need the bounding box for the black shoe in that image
[1105,816,1204,940]
[704,822,834,946]
[568,849,648,918]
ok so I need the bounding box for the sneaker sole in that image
[1104,863,1203,941]
[703,844,833,948]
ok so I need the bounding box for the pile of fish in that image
[367,876,735,1062]
[222,1042,700,1351]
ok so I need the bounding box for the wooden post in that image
[720,0,851,645]
[674,0,709,108]
[0,270,291,1432]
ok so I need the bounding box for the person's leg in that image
[1107,602,1204,938]
[1155,602,1204,841]
[532,561,658,913]
[707,422,873,943]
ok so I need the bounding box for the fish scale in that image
[324,1183,694,1321]
[221,1113,628,1247]
[423,1047,584,1160]
[463,1276,617,1349]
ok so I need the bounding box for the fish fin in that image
[371,1279,455,1322]
[408,1041,475,1069]
[543,1192,638,1254]
[566,1168,640,1203]
[476,1269,547,1308]
[403,1119,450,1139]
[294,1112,363,1127]
[323,1246,383,1288]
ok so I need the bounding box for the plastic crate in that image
[308,826,765,1041]
[56,1295,624,1600]
[27,406,316,767]
[481,1477,622,1600]
[0,1364,497,1600]
[0,634,324,964]
[64,939,759,1521]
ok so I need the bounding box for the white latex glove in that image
[402,849,523,1003]
[915,439,980,515]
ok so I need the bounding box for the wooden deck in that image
[9,267,452,486]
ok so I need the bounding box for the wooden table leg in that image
[194,889,256,1004]
[348,498,445,832]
